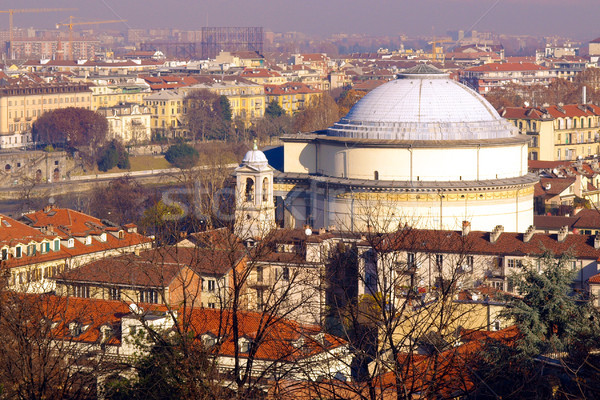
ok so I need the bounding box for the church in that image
[235,64,537,235]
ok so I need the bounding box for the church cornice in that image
[281,133,531,148]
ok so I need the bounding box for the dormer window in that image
[15,245,22,258]
[27,243,36,256]
[85,236,92,245]
[68,321,82,336]
[53,239,60,251]
[238,337,252,353]
[1,248,7,260]
[100,233,107,242]
[67,238,74,248]
[201,332,217,348]
[41,242,50,254]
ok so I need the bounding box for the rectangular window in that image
[140,289,158,303]
[15,246,22,258]
[109,287,121,301]
[74,284,89,298]
[256,288,264,311]
[256,266,263,282]
[407,253,416,268]
[207,279,215,292]
[435,254,443,267]
[282,267,289,281]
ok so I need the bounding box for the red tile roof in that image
[264,82,321,95]
[589,272,600,283]
[19,294,345,361]
[240,68,282,78]
[58,246,244,287]
[466,62,547,72]
[372,228,600,259]
[535,177,575,197]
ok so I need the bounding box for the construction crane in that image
[56,16,126,60]
[0,8,76,59]
[427,38,452,62]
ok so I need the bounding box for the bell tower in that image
[234,141,275,239]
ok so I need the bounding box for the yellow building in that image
[0,80,92,149]
[264,82,322,116]
[144,89,186,138]
[90,83,151,110]
[501,104,600,161]
[187,79,266,125]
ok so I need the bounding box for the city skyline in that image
[8,0,600,41]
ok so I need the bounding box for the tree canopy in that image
[32,107,108,151]
[88,176,150,226]
[97,140,130,172]
[471,254,600,399]
[164,143,200,169]
[293,93,339,133]
[184,90,232,141]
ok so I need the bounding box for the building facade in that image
[500,104,600,161]
[0,81,92,149]
[267,65,536,233]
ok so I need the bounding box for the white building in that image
[264,64,536,233]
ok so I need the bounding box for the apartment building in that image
[264,82,322,116]
[96,103,152,144]
[187,79,266,124]
[500,104,600,161]
[0,78,92,149]
[90,83,151,110]
[460,62,555,93]
[0,205,152,294]
[144,89,186,137]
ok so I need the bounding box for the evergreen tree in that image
[264,100,285,119]
[470,253,600,399]
[164,143,199,169]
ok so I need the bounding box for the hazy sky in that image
[8,0,600,40]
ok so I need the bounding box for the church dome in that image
[242,141,269,169]
[327,64,517,141]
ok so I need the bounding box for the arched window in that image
[4,164,10,172]
[262,177,269,202]
[245,178,254,202]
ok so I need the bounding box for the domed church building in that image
[239,65,537,234]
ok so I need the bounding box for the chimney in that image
[558,225,569,242]
[583,85,587,105]
[461,221,471,237]
[523,225,535,243]
[595,233,600,249]
[490,225,504,244]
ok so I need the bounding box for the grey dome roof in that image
[327,65,517,141]
[241,141,270,170]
